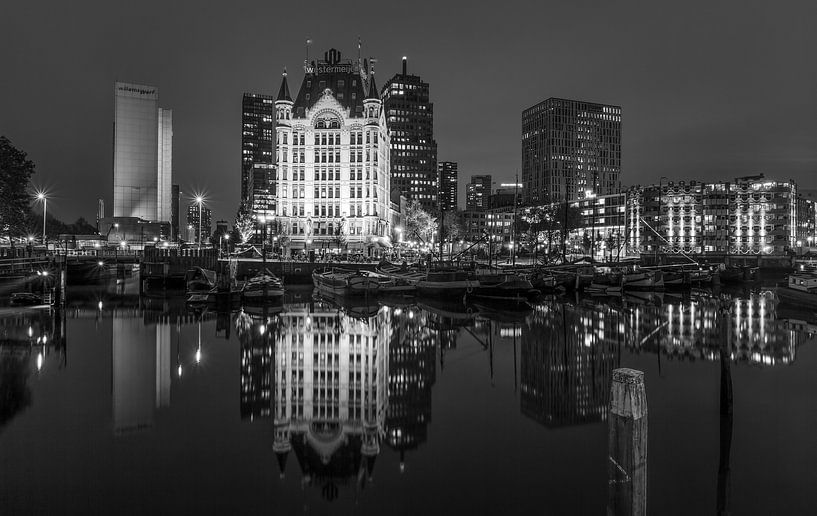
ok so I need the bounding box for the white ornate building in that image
[271,48,392,253]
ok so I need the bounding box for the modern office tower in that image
[466,174,492,210]
[522,98,621,205]
[437,161,458,212]
[113,82,172,222]
[241,93,275,216]
[273,47,392,253]
[171,184,180,241]
[381,57,438,213]
[186,203,212,242]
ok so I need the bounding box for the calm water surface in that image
[1,280,816,515]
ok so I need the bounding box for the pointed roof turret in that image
[365,71,379,101]
[277,68,292,102]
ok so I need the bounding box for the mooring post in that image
[607,367,648,516]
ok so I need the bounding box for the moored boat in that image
[416,270,479,298]
[775,273,817,309]
[242,269,285,302]
[469,273,538,304]
[185,267,216,294]
[312,268,381,296]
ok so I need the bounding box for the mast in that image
[512,172,519,267]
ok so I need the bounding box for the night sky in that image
[1,0,815,223]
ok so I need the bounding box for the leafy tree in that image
[441,210,464,242]
[0,137,36,242]
[404,200,436,243]
[234,202,255,244]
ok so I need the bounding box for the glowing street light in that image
[35,191,47,244]
[195,195,204,251]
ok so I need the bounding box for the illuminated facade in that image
[522,98,621,205]
[381,57,438,213]
[272,302,389,487]
[273,48,392,252]
[569,192,627,259]
[626,175,802,255]
[113,82,172,223]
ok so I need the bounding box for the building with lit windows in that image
[240,93,276,220]
[522,98,621,206]
[437,161,458,213]
[381,57,438,213]
[113,82,172,223]
[462,209,515,245]
[272,48,392,254]
[569,192,627,259]
[186,203,211,243]
[626,175,802,255]
[466,175,492,211]
[271,301,389,488]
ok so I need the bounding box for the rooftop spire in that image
[366,69,379,100]
[277,68,292,102]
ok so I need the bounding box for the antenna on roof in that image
[305,38,312,66]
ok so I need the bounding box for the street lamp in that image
[36,192,47,245]
[195,196,204,251]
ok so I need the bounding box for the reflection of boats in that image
[10,292,44,306]
[416,270,479,298]
[417,298,477,329]
[185,267,216,294]
[775,273,817,309]
[473,302,532,321]
[315,291,382,319]
[312,268,380,296]
[242,269,285,302]
[470,274,538,305]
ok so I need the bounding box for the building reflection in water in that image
[0,307,66,432]
[271,299,389,499]
[384,306,436,472]
[521,302,620,428]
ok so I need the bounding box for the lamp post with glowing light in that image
[195,196,204,250]
[36,192,47,245]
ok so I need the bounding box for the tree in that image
[404,200,436,244]
[234,202,255,244]
[0,137,36,242]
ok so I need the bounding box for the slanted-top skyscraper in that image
[113,82,172,222]
[381,57,438,213]
[522,98,621,205]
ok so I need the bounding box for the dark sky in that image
[2,0,816,223]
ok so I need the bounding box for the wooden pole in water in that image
[607,368,648,516]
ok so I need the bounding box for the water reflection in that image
[0,306,66,433]
[2,284,815,512]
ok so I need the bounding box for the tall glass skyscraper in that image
[381,58,438,213]
[522,98,621,206]
[112,82,172,222]
[241,93,275,216]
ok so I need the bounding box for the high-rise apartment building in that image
[522,98,621,205]
[241,93,275,218]
[466,175,492,210]
[113,82,172,222]
[272,47,392,252]
[381,58,438,213]
[437,161,458,212]
[186,203,212,243]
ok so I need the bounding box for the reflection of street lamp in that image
[36,192,47,245]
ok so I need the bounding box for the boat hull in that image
[776,286,817,310]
